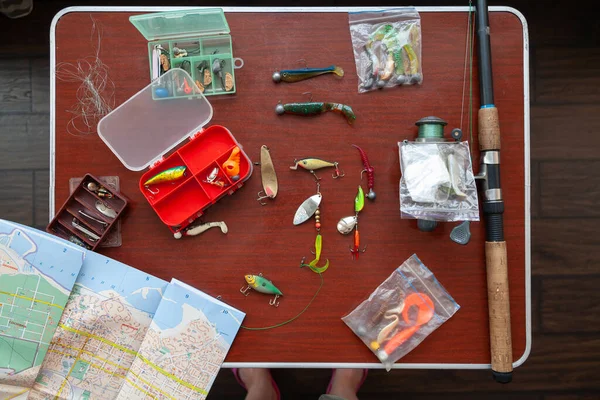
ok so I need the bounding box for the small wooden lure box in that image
[47,173,128,250]
[98,68,253,236]
[129,8,242,98]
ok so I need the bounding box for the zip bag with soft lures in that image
[349,7,423,93]
[342,254,459,371]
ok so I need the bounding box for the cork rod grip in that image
[478,107,501,151]
[485,241,513,377]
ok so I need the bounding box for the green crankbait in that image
[273,65,344,83]
[144,166,186,186]
[240,274,283,307]
[275,101,356,125]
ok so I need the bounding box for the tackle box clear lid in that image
[129,8,230,41]
[97,69,213,171]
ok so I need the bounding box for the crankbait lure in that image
[240,273,283,307]
[289,158,344,179]
[352,144,376,200]
[272,65,344,83]
[257,145,278,205]
[173,221,228,239]
[222,146,241,179]
[143,166,186,186]
[275,101,356,125]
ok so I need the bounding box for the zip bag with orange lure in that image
[341,254,460,370]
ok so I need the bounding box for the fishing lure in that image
[373,298,406,349]
[275,101,356,125]
[362,43,379,90]
[222,146,241,179]
[143,166,187,187]
[337,185,367,260]
[289,158,344,179]
[272,65,344,83]
[212,58,226,90]
[203,167,229,188]
[257,145,278,205]
[293,194,322,225]
[371,24,396,41]
[403,44,419,76]
[95,200,117,219]
[292,163,331,273]
[380,53,395,81]
[240,273,283,307]
[71,218,100,241]
[174,221,228,239]
[352,144,376,200]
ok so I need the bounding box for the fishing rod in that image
[475,0,513,383]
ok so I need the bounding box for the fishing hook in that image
[240,285,251,296]
[332,162,345,179]
[269,295,280,307]
[145,186,159,195]
[350,244,367,260]
[257,190,269,206]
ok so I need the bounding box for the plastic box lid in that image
[129,8,230,41]
[98,69,213,172]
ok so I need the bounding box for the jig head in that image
[240,273,283,307]
[256,145,278,205]
[275,101,356,125]
[273,65,344,83]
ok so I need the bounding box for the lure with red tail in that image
[352,144,376,200]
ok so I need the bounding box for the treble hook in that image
[350,244,367,260]
[145,186,159,195]
[332,162,345,179]
[269,294,280,307]
[257,190,269,206]
[240,285,251,296]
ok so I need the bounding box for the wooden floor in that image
[1,1,598,399]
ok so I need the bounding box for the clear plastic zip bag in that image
[399,140,480,222]
[349,8,423,93]
[342,254,459,371]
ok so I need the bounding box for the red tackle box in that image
[98,69,252,235]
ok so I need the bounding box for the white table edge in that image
[49,5,531,370]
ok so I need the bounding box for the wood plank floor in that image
[1,1,598,399]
